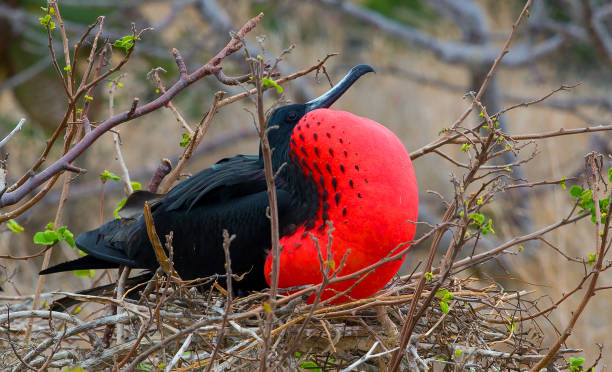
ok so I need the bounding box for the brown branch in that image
[0,13,264,211]
[530,154,610,371]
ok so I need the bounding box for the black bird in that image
[40,65,375,293]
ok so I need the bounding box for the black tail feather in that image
[40,254,119,275]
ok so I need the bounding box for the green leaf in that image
[439,301,449,314]
[425,272,433,281]
[113,35,136,52]
[60,227,76,248]
[84,95,93,101]
[61,367,87,372]
[587,253,596,266]
[263,302,272,313]
[179,133,191,148]
[46,222,55,230]
[74,269,95,278]
[38,14,56,30]
[454,349,462,357]
[262,78,283,94]
[63,65,71,72]
[469,213,485,226]
[100,170,121,183]
[569,185,583,198]
[482,219,495,235]
[7,219,24,234]
[114,197,127,219]
[131,181,142,191]
[460,143,471,152]
[608,168,612,183]
[34,230,59,245]
[74,306,82,314]
[136,364,152,371]
[559,177,567,190]
[570,357,585,367]
[299,361,321,372]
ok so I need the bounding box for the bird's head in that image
[263,64,374,169]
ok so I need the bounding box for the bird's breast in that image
[266,109,419,302]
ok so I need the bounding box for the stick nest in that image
[0,274,581,371]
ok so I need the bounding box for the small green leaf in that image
[325,260,336,270]
[46,222,55,230]
[425,272,434,281]
[263,302,272,313]
[38,14,56,30]
[482,219,495,235]
[587,253,596,266]
[114,197,127,219]
[570,357,585,367]
[113,35,136,52]
[559,177,567,190]
[34,230,59,245]
[469,213,485,226]
[136,364,152,371]
[74,306,82,314]
[460,143,471,152]
[262,78,283,94]
[454,349,462,357]
[440,301,449,314]
[179,133,191,148]
[100,170,121,182]
[74,269,95,277]
[131,181,142,191]
[61,367,87,372]
[63,65,71,72]
[608,168,612,183]
[519,245,524,252]
[84,95,93,101]
[76,108,83,115]
[7,219,24,234]
[61,228,76,248]
[118,82,124,88]
[569,185,583,198]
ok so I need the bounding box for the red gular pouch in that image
[264,109,419,303]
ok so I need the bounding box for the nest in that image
[0,273,581,371]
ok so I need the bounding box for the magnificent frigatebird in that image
[41,65,418,301]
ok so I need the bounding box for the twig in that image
[0,118,26,149]
[166,333,193,372]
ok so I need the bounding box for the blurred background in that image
[1,0,611,367]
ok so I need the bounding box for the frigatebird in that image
[41,65,416,301]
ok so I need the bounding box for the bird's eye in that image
[286,111,298,122]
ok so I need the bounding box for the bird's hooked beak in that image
[305,64,375,113]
